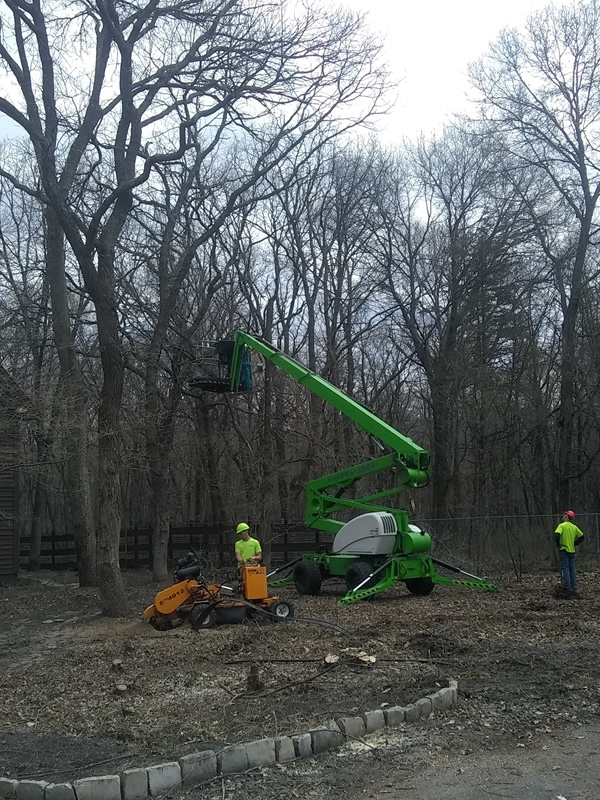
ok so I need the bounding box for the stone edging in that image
[0,681,458,800]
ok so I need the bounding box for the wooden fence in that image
[19,515,600,576]
[19,524,324,570]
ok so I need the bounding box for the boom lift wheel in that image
[345,561,379,592]
[269,598,295,621]
[405,577,435,596]
[294,560,322,595]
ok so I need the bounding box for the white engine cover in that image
[332,512,398,555]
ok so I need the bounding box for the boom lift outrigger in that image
[190,332,498,604]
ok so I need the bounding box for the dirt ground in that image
[1,567,600,792]
[207,720,600,800]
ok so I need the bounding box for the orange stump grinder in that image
[143,550,294,631]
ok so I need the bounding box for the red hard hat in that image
[563,510,575,520]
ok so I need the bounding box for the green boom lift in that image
[190,332,498,604]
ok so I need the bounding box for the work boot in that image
[553,585,570,599]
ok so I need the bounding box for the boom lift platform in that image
[190,332,498,604]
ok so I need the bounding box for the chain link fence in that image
[417,513,600,579]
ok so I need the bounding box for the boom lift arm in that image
[229,332,429,537]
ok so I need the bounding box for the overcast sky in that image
[341,0,553,140]
[0,0,554,142]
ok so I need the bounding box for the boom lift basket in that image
[189,340,251,392]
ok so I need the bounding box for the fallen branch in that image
[19,753,140,780]
[225,657,321,664]
[229,663,341,703]
[224,655,454,666]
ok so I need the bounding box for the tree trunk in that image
[151,490,171,581]
[557,214,590,511]
[28,480,45,571]
[93,254,127,615]
[45,208,96,585]
[195,397,225,522]
[431,381,454,519]
[29,422,53,572]
[257,302,279,566]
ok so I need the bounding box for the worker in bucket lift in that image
[554,510,584,598]
[235,522,262,567]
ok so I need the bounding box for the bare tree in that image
[470,0,600,509]
[0,145,96,583]
[373,128,530,518]
[0,0,388,610]
[0,169,52,570]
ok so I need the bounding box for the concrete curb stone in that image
[244,739,276,769]
[438,687,454,709]
[310,726,344,754]
[416,697,432,718]
[0,779,19,800]
[146,763,180,798]
[73,776,120,800]
[217,744,248,776]
[337,716,366,739]
[449,679,458,703]
[291,732,312,760]
[428,692,445,712]
[16,783,48,800]
[179,752,217,788]
[45,785,75,800]
[362,709,385,734]
[383,706,405,727]
[274,737,296,763]
[120,769,147,800]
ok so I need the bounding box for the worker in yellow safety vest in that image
[554,510,584,597]
[235,522,262,567]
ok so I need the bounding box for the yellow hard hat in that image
[236,522,250,534]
